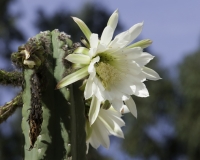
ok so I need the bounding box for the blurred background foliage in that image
[0,0,24,69]
[0,0,200,160]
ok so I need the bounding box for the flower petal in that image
[56,66,88,89]
[124,96,137,118]
[73,47,89,55]
[111,98,123,112]
[86,142,89,154]
[90,33,99,49]
[66,54,90,64]
[100,26,114,46]
[109,31,129,48]
[113,81,133,96]
[84,74,105,101]
[72,63,86,69]
[89,96,101,125]
[134,52,154,66]
[93,84,104,102]
[106,107,125,126]
[72,17,92,41]
[121,105,130,114]
[131,82,149,97]
[107,9,118,30]
[112,60,142,76]
[96,43,107,53]
[86,105,125,151]
[110,22,143,48]
[127,39,152,49]
[89,131,101,149]
[80,37,90,48]
[99,111,124,138]
[127,22,143,44]
[100,10,118,46]
[85,120,92,140]
[116,47,142,59]
[88,48,97,58]
[93,119,110,148]
[84,75,94,99]
[88,56,100,74]
[100,116,124,138]
[142,67,161,80]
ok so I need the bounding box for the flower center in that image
[98,52,116,63]
[95,62,121,90]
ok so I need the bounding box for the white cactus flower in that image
[57,9,161,125]
[85,105,125,153]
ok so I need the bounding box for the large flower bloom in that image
[57,10,160,125]
[85,105,125,153]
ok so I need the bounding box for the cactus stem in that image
[0,70,23,86]
[0,92,23,124]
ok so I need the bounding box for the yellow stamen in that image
[95,62,121,90]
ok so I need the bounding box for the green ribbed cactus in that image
[0,30,86,160]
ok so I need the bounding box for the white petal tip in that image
[89,115,96,126]
[135,22,144,28]
[114,9,119,13]
[89,120,94,126]
[71,16,76,21]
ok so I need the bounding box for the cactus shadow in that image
[41,66,72,160]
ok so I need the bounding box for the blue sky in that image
[10,0,200,70]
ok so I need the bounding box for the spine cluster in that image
[28,73,43,150]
